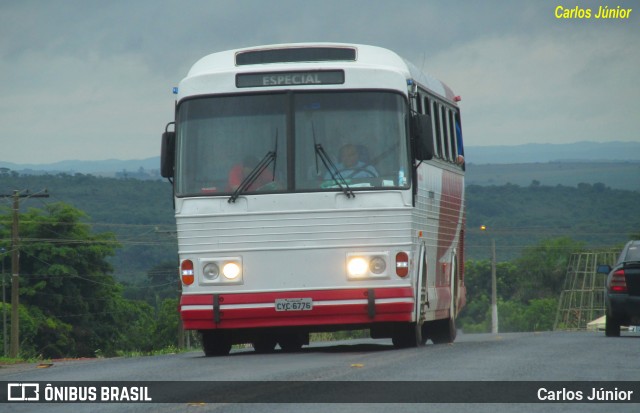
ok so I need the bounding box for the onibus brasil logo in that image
[6,383,152,402]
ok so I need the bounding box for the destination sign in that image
[236,70,344,88]
[236,47,356,66]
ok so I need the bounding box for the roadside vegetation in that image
[460,237,587,333]
[0,172,638,359]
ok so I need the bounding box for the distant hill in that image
[0,157,161,179]
[467,162,640,191]
[1,141,639,188]
[465,141,640,164]
[462,141,640,191]
[1,173,637,269]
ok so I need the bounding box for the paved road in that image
[1,331,639,412]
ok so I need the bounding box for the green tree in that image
[458,259,518,332]
[19,304,74,358]
[513,237,585,301]
[457,293,490,333]
[125,262,179,306]
[496,300,527,332]
[153,298,180,348]
[523,298,558,331]
[459,238,582,333]
[107,297,156,354]
[497,297,557,332]
[13,203,124,357]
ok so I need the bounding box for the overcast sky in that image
[1,0,638,164]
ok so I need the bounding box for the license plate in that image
[275,298,313,312]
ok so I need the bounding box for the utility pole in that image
[10,191,19,358]
[481,225,499,334]
[1,190,49,358]
[490,238,498,334]
[1,247,6,357]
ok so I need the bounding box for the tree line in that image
[1,172,638,357]
[0,203,180,358]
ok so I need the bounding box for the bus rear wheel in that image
[278,332,308,352]
[427,317,457,344]
[201,331,232,356]
[253,336,278,353]
[392,322,424,348]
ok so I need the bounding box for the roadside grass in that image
[0,331,372,362]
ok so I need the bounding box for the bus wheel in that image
[278,332,307,352]
[429,317,457,344]
[253,337,277,353]
[201,331,232,356]
[392,322,424,348]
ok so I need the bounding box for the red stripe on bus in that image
[180,287,414,330]
[436,171,463,284]
[181,302,414,330]
[180,287,413,306]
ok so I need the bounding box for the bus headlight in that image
[199,257,243,284]
[223,262,241,280]
[369,256,387,274]
[346,253,389,279]
[203,263,220,280]
[347,257,369,277]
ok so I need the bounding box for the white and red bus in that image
[160,43,466,355]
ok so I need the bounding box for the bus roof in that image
[180,43,457,103]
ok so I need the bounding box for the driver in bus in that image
[325,144,378,179]
[228,155,274,191]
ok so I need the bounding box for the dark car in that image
[597,240,640,337]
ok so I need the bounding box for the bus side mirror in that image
[160,128,175,179]
[411,114,434,161]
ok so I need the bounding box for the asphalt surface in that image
[1,330,639,413]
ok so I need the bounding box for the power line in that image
[0,189,49,358]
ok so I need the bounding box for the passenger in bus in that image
[325,144,378,179]
[455,121,465,165]
[228,156,274,191]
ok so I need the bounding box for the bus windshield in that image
[175,91,410,197]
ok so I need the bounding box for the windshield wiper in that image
[228,130,278,203]
[311,122,353,198]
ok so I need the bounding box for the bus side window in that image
[424,97,437,158]
[442,106,451,161]
[433,101,442,158]
[448,109,457,163]
[455,111,465,166]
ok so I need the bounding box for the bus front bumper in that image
[180,287,415,330]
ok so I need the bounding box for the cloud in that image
[1,48,172,162]
[0,0,638,163]
[428,25,640,146]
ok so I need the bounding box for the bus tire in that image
[253,337,278,353]
[201,331,232,356]
[278,332,307,352]
[429,317,457,344]
[392,322,423,348]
